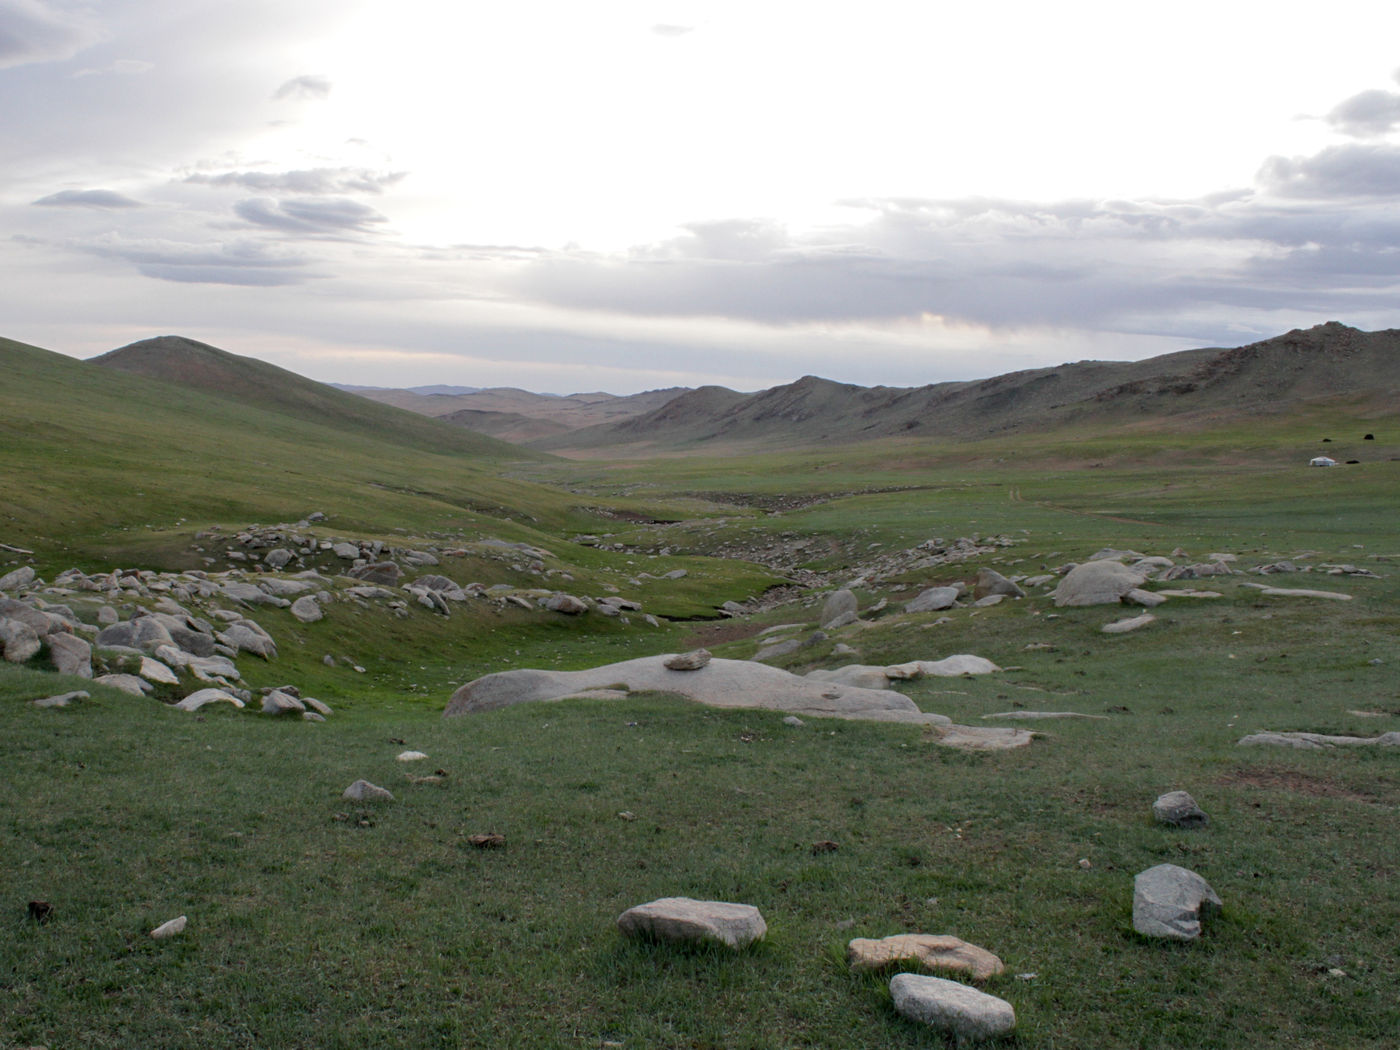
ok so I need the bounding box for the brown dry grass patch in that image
[1216,767,1389,804]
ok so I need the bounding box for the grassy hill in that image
[0,335,598,567]
[91,335,526,459]
[540,322,1400,453]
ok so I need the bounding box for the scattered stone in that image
[1053,559,1150,607]
[889,973,1016,1042]
[467,833,506,848]
[905,586,962,613]
[664,649,711,671]
[290,595,323,623]
[263,548,293,570]
[1240,583,1353,601]
[782,715,805,727]
[932,724,1035,751]
[46,633,92,677]
[820,588,859,628]
[1124,588,1167,607]
[848,934,1005,980]
[342,779,395,801]
[1237,731,1400,749]
[1102,613,1156,634]
[0,566,36,591]
[543,593,589,614]
[973,568,1024,599]
[0,616,42,662]
[33,690,89,708]
[260,689,305,715]
[349,561,401,586]
[138,657,180,685]
[150,915,187,939]
[806,665,891,690]
[173,688,245,712]
[1133,864,1221,940]
[1153,791,1209,828]
[95,674,153,696]
[396,750,429,761]
[617,897,766,950]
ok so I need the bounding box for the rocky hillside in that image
[537,323,1400,452]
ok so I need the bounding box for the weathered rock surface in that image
[906,586,962,613]
[1237,731,1400,749]
[1053,559,1150,607]
[46,633,92,677]
[806,665,892,690]
[1240,583,1353,601]
[444,655,952,725]
[218,623,277,659]
[0,617,42,662]
[543,593,589,614]
[174,688,245,712]
[95,617,173,652]
[343,779,395,801]
[1133,863,1221,940]
[820,588,859,628]
[150,915,187,939]
[33,690,89,708]
[290,595,323,623]
[889,973,1017,1042]
[0,565,36,591]
[617,897,766,949]
[1153,790,1209,828]
[974,569,1024,600]
[848,934,1005,980]
[1102,613,1156,634]
[884,655,1002,678]
[348,562,401,586]
[664,649,711,671]
[95,673,153,696]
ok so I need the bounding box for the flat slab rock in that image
[444,654,954,725]
[1238,731,1400,749]
[1133,863,1221,940]
[617,897,766,949]
[848,934,1005,980]
[889,973,1016,1042]
[933,724,1034,751]
[1240,583,1353,601]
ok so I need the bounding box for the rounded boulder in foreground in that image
[890,973,1016,1041]
[617,897,766,949]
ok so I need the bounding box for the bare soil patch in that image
[1216,768,1389,804]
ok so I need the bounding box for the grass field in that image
[3,341,1398,1047]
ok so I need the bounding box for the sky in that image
[5,1,1400,394]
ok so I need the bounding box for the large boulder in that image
[617,897,766,950]
[889,974,1016,1042]
[46,633,92,677]
[0,566,36,591]
[95,617,174,652]
[542,593,588,615]
[290,595,323,623]
[218,623,277,659]
[1053,559,1151,607]
[1133,863,1221,940]
[0,616,42,663]
[973,569,1024,599]
[444,655,952,725]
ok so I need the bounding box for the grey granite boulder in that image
[1133,863,1221,940]
[974,569,1024,599]
[0,566,36,591]
[95,617,174,652]
[173,688,245,711]
[889,973,1016,1042]
[349,562,401,586]
[820,588,859,628]
[1237,731,1400,749]
[1053,559,1151,607]
[0,616,42,663]
[1153,791,1208,828]
[664,649,711,671]
[617,897,766,949]
[543,593,588,614]
[342,779,394,801]
[218,623,277,659]
[905,586,962,613]
[96,673,153,696]
[46,633,92,677]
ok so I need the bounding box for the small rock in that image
[342,779,394,801]
[1153,790,1209,828]
[820,588,859,628]
[150,915,187,939]
[1132,863,1221,940]
[290,595,323,623]
[396,750,429,762]
[905,586,962,613]
[848,934,1005,980]
[974,568,1024,599]
[467,833,506,848]
[1102,613,1156,634]
[889,973,1016,1042]
[782,715,805,727]
[32,690,89,708]
[664,649,712,671]
[617,897,766,949]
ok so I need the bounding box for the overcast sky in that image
[5,1,1400,393]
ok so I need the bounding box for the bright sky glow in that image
[5,0,1400,392]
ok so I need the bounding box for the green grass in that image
[3,338,1398,1047]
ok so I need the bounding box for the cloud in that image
[233,197,388,235]
[184,167,406,195]
[71,58,154,78]
[1258,143,1400,198]
[33,188,144,208]
[84,235,314,286]
[0,0,98,69]
[1324,88,1400,137]
[272,74,331,101]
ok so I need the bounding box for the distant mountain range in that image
[343,321,1400,452]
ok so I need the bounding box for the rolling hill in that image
[535,322,1400,452]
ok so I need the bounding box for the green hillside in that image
[0,335,588,566]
